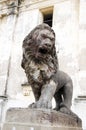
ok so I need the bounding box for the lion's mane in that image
[21,23,58,84]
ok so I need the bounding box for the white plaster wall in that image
[7,9,40,97]
[0,15,17,95]
[78,0,86,95]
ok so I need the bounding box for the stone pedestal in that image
[2,108,82,130]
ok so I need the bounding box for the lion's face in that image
[35,30,55,58]
[28,29,55,62]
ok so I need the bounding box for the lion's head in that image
[21,23,58,73]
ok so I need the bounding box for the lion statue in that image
[21,23,73,114]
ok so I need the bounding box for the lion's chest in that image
[28,61,53,83]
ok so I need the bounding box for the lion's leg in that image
[29,80,57,109]
[37,80,57,108]
[59,80,73,114]
[54,90,62,111]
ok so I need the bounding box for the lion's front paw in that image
[29,100,52,109]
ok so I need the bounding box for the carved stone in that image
[21,23,74,115]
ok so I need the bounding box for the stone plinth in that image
[2,108,82,130]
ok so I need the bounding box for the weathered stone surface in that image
[0,0,18,18]
[2,108,82,130]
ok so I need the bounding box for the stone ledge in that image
[3,108,82,129]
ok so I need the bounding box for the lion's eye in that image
[42,34,46,39]
[38,48,48,54]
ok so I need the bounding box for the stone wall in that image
[0,0,86,129]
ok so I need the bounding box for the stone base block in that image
[2,108,82,130]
